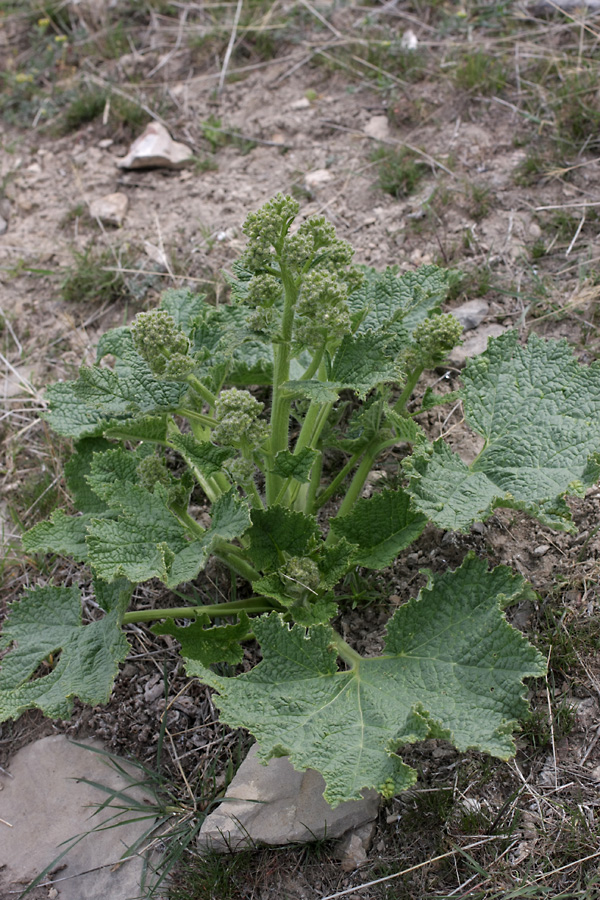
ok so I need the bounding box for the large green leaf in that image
[192,554,545,806]
[248,507,319,571]
[330,489,427,569]
[43,329,185,439]
[406,332,600,531]
[330,332,404,398]
[159,288,207,335]
[0,583,130,722]
[152,613,250,666]
[348,265,453,336]
[86,483,191,583]
[22,510,94,562]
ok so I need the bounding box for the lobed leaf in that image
[44,329,185,439]
[193,554,545,806]
[248,507,319,572]
[169,433,235,478]
[406,332,600,531]
[152,613,250,666]
[270,448,319,483]
[330,489,427,569]
[0,583,130,722]
[348,265,454,336]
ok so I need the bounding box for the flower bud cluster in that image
[283,556,320,599]
[411,313,463,366]
[137,455,171,492]
[226,456,257,486]
[242,193,300,256]
[246,273,283,308]
[212,388,269,449]
[131,310,191,378]
[294,269,351,347]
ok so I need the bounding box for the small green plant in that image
[61,245,133,305]
[371,145,426,198]
[7,193,600,810]
[454,50,507,95]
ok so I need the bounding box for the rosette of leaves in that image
[5,194,600,807]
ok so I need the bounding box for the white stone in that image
[198,744,380,852]
[89,191,128,227]
[291,97,311,110]
[364,115,390,141]
[401,29,418,50]
[305,168,333,189]
[447,324,507,367]
[451,298,489,331]
[117,122,194,170]
[0,735,162,899]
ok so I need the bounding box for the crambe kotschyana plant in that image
[5,193,600,806]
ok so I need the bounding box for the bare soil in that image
[3,2,600,898]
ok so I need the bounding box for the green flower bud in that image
[131,310,190,378]
[411,313,463,365]
[246,273,283,308]
[282,556,320,599]
[226,456,257,486]
[137,455,171,492]
[212,388,269,448]
[242,193,300,253]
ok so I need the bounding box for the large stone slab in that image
[198,744,380,852]
[0,735,162,899]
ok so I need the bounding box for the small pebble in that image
[533,544,550,556]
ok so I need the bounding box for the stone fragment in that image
[533,544,550,557]
[401,28,418,50]
[0,197,10,234]
[117,122,194,170]
[291,97,311,110]
[305,168,333,189]
[0,735,162,899]
[447,324,506,367]
[364,115,390,141]
[198,744,380,852]
[451,298,489,331]
[89,192,128,227]
[335,821,376,871]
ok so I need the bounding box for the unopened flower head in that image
[131,309,190,377]
[213,387,268,448]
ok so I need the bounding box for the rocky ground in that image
[3,1,600,898]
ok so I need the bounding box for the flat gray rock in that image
[451,298,489,331]
[198,744,380,852]
[0,735,162,900]
[448,323,507,367]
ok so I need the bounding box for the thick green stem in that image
[266,265,298,503]
[186,375,216,409]
[313,449,363,511]
[325,436,390,545]
[176,407,218,430]
[393,365,425,415]
[123,596,273,626]
[213,542,260,582]
[329,631,363,668]
[305,449,323,511]
[299,344,325,382]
